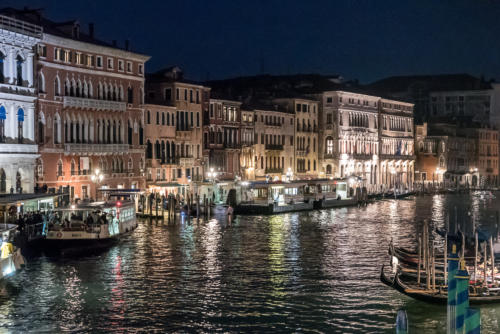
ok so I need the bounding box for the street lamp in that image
[91,168,104,201]
[207,168,218,203]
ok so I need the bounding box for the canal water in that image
[0,194,499,333]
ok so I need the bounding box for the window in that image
[127,62,132,73]
[138,64,143,74]
[87,55,94,67]
[127,87,133,104]
[38,45,47,58]
[184,89,187,101]
[0,106,5,142]
[107,58,114,69]
[96,56,103,68]
[156,111,160,125]
[326,97,333,103]
[326,113,332,124]
[326,137,334,155]
[17,108,24,143]
[76,53,83,65]
[164,88,171,101]
[118,60,124,71]
[16,55,24,86]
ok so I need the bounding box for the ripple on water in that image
[0,194,499,332]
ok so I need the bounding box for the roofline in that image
[43,32,150,62]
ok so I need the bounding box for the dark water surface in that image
[0,194,500,333]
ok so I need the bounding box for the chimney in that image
[112,40,117,47]
[88,23,94,39]
[125,39,130,51]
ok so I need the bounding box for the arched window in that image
[88,81,93,98]
[38,112,45,144]
[139,121,144,145]
[38,71,45,93]
[119,86,124,101]
[0,106,5,142]
[70,160,76,175]
[127,87,133,104]
[0,168,5,193]
[146,140,152,159]
[54,113,61,144]
[17,108,24,143]
[128,120,133,145]
[0,52,4,83]
[16,55,24,86]
[76,80,82,97]
[54,76,60,96]
[70,80,76,97]
[128,158,133,171]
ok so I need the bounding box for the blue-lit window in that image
[17,108,24,143]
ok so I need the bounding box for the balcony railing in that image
[63,96,126,112]
[0,14,42,37]
[265,144,284,150]
[179,157,195,166]
[0,83,35,95]
[265,167,284,174]
[296,149,308,157]
[65,143,129,154]
[176,130,192,140]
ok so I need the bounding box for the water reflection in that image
[0,194,497,332]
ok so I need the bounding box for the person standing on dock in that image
[227,205,234,226]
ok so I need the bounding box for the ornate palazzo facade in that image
[0,14,40,193]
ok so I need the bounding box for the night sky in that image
[4,0,500,83]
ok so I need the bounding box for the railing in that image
[176,130,192,140]
[265,168,283,174]
[65,143,129,154]
[179,157,195,166]
[265,144,284,150]
[63,96,126,112]
[296,149,307,157]
[0,83,35,95]
[0,14,42,37]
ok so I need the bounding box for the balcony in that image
[65,143,129,155]
[176,130,192,140]
[0,14,42,37]
[296,149,308,157]
[0,143,38,154]
[0,83,35,96]
[265,168,283,174]
[179,157,195,166]
[265,144,284,151]
[487,168,494,173]
[63,96,126,112]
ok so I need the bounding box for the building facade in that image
[205,99,241,180]
[0,14,41,193]
[379,98,415,190]
[15,12,150,200]
[144,103,177,195]
[274,98,319,179]
[240,109,255,180]
[146,67,210,197]
[469,127,499,186]
[253,107,295,180]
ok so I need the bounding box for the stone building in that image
[379,98,415,190]
[146,67,210,198]
[143,103,177,195]
[252,105,295,180]
[240,109,255,180]
[274,98,319,179]
[467,127,499,186]
[2,8,150,200]
[204,99,241,180]
[314,91,380,187]
[0,13,41,193]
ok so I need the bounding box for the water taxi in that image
[45,200,137,254]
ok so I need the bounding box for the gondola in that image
[380,265,500,305]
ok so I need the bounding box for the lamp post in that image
[91,169,104,201]
[207,167,217,203]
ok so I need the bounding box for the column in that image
[27,52,34,87]
[6,104,14,139]
[26,105,34,140]
[8,49,15,84]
